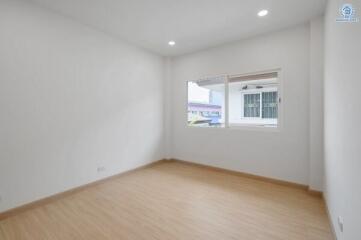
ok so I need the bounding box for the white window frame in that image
[186,69,283,131]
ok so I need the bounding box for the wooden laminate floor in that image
[0,161,333,240]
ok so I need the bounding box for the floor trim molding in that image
[0,159,166,221]
[0,158,324,221]
[169,159,323,197]
[324,197,338,240]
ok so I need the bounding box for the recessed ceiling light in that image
[168,41,176,46]
[258,10,268,17]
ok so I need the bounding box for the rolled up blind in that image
[195,75,226,87]
[229,72,278,83]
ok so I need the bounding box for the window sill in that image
[227,124,280,132]
[186,124,280,132]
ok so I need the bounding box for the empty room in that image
[0,0,360,239]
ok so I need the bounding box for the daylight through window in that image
[187,71,280,128]
[187,76,225,127]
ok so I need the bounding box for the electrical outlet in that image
[338,216,344,232]
[97,166,106,173]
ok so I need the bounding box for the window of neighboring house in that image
[187,76,226,127]
[228,71,279,127]
[262,91,278,119]
[211,111,220,117]
[240,91,278,119]
[243,93,260,117]
[187,71,280,129]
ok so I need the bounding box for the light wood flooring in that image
[0,160,333,240]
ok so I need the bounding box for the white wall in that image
[0,0,164,212]
[324,0,361,239]
[309,17,325,191]
[163,57,172,159]
[170,25,313,185]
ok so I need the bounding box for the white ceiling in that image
[28,0,327,56]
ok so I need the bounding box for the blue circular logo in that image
[341,4,353,18]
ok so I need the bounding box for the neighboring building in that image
[187,102,222,126]
[187,77,278,127]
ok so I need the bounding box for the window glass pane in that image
[187,76,225,127]
[262,91,278,119]
[244,94,260,117]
